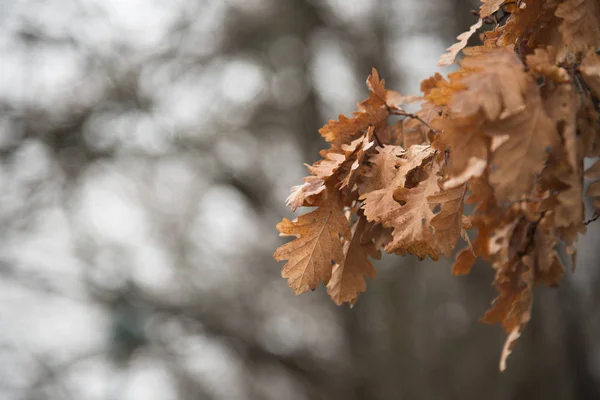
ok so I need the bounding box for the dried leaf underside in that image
[274,0,600,371]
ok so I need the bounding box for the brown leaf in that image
[286,176,327,211]
[429,183,468,257]
[319,69,389,148]
[539,81,585,234]
[366,68,386,101]
[587,180,600,211]
[338,126,376,189]
[402,102,440,147]
[306,152,346,179]
[497,255,533,371]
[360,146,439,258]
[432,115,488,182]
[484,0,559,52]
[555,0,600,55]
[451,49,529,121]
[385,90,422,109]
[526,47,571,84]
[437,18,483,67]
[482,256,533,337]
[420,73,445,96]
[327,217,379,305]
[358,145,406,195]
[578,91,600,158]
[289,126,377,211]
[387,165,441,259]
[486,82,556,202]
[500,327,521,372]
[275,187,351,294]
[480,0,506,18]
[580,50,600,99]
[532,216,565,286]
[452,247,477,275]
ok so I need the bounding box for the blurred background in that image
[0,0,599,399]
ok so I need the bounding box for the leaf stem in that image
[388,107,438,134]
[585,214,599,226]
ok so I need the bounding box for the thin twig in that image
[585,214,599,226]
[371,129,383,147]
[388,107,438,134]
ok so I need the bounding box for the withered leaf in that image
[452,247,477,276]
[480,0,506,18]
[555,0,600,55]
[586,161,600,211]
[358,144,406,195]
[361,146,439,258]
[286,176,327,212]
[432,115,488,182]
[580,50,600,99]
[327,216,379,305]
[429,183,468,257]
[487,82,556,202]
[437,18,483,67]
[451,49,529,121]
[319,69,389,148]
[275,186,351,294]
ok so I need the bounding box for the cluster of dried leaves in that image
[274,0,600,370]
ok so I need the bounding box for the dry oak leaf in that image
[437,18,483,67]
[386,160,441,258]
[326,216,379,305]
[586,160,600,210]
[339,126,376,189]
[319,69,389,149]
[531,215,565,286]
[541,79,577,168]
[432,115,488,183]
[420,73,445,97]
[286,176,327,212]
[493,257,533,372]
[450,49,529,121]
[555,0,600,55]
[486,81,557,202]
[480,0,506,18]
[538,80,585,232]
[542,156,585,232]
[385,91,422,110]
[483,0,556,51]
[360,144,434,199]
[482,228,534,371]
[313,125,376,180]
[526,47,571,84]
[428,182,468,257]
[360,146,438,257]
[425,74,466,107]
[358,145,407,195]
[452,247,477,275]
[286,157,344,212]
[275,187,351,294]
[401,102,440,148]
[580,50,600,99]
[578,91,600,158]
[587,183,600,210]
[287,127,375,211]
[306,151,346,180]
[367,68,422,110]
